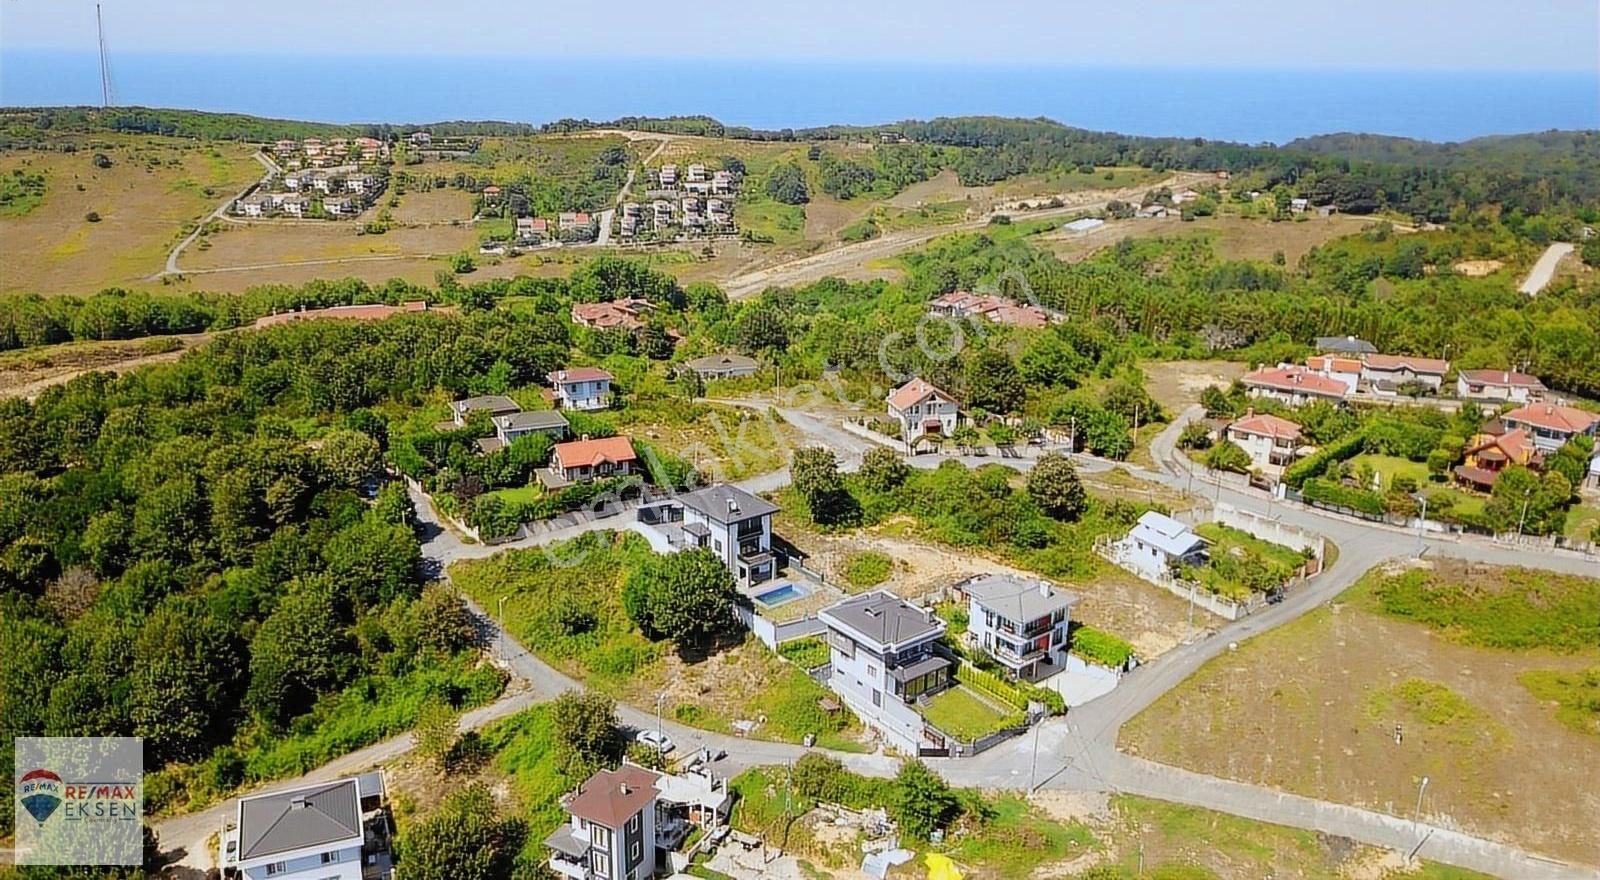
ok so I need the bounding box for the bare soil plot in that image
[1142,359,1249,413]
[803,193,872,241]
[0,333,209,398]
[0,137,261,294]
[886,168,995,208]
[388,188,474,224]
[781,529,1205,660]
[1041,214,1371,267]
[185,221,477,269]
[1121,561,1600,862]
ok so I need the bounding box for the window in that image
[631,841,641,861]
[872,689,882,707]
[867,664,877,678]
[592,851,612,877]
[321,851,340,863]
[591,825,612,847]
[627,813,640,834]
[265,863,286,876]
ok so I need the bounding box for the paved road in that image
[153,151,278,279]
[1518,242,1576,295]
[158,403,1599,877]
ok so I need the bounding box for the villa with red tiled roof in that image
[886,377,960,450]
[1304,354,1362,395]
[541,435,637,488]
[1456,369,1546,404]
[571,298,654,332]
[1497,403,1600,452]
[1454,427,1542,491]
[1240,366,1349,407]
[1225,411,1308,472]
[927,291,1054,329]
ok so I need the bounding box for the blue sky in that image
[3,0,1597,70]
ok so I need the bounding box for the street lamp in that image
[655,692,667,746]
[1413,775,1430,827]
[1515,489,1533,541]
[1412,492,1428,557]
[497,595,509,659]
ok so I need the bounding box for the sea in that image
[3,51,1597,144]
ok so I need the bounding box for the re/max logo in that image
[63,784,137,800]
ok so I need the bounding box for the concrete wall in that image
[1212,502,1325,559]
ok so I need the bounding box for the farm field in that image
[183,220,477,269]
[1121,559,1600,862]
[0,135,262,294]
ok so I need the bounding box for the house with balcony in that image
[545,763,730,880]
[886,377,960,451]
[1453,426,1540,491]
[1456,369,1546,404]
[962,574,1078,681]
[819,591,952,755]
[1304,354,1362,395]
[658,164,679,188]
[681,484,780,587]
[548,367,614,410]
[1497,402,1600,453]
[219,774,392,880]
[1225,411,1307,473]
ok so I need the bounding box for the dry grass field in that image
[1042,213,1373,266]
[0,136,261,294]
[1121,560,1600,862]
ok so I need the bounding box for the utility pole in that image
[1516,490,1533,540]
[1414,493,1428,556]
[1413,775,1430,828]
[1027,724,1041,793]
[96,5,114,108]
[497,595,509,660]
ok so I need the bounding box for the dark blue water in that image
[3,51,1596,143]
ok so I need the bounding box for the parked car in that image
[636,729,675,755]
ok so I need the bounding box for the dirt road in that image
[1518,242,1575,295]
[720,172,1210,299]
[0,333,214,400]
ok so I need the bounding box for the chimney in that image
[1038,580,1050,597]
[727,498,739,514]
[619,783,631,796]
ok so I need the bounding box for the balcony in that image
[547,853,590,880]
[545,827,592,880]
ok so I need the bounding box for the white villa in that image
[1456,369,1546,404]
[1114,511,1208,582]
[547,367,614,411]
[962,574,1078,681]
[819,591,953,755]
[1225,411,1306,473]
[886,377,960,450]
[545,763,730,880]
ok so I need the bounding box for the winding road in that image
[155,402,1599,879]
[151,151,280,280]
[1518,242,1576,296]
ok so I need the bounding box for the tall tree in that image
[1026,452,1088,521]
[398,785,524,880]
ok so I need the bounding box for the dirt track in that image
[719,172,1211,298]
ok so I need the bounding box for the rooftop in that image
[678,483,779,523]
[821,590,944,648]
[1458,369,1545,389]
[887,377,956,412]
[1240,366,1349,398]
[1314,336,1378,355]
[496,410,569,432]
[1500,402,1600,434]
[1128,511,1207,557]
[549,367,614,384]
[452,394,520,416]
[237,778,362,862]
[962,573,1079,623]
[685,353,759,373]
[1362,353,1450,374]
[553,435,637,468]
[565,765,660,829]
[1229,412,1302,441]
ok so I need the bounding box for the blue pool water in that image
[753,582,810,607]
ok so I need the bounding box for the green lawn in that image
[736,193,806,245]
[1564,504,1600,543]
[1346,453,1429,490]
[1191,522,1307,599]
[1518,668,1600,736]
[1194,523,1306,568]
[841,550,892,589]
[1353,563,1600,652]
[486,484,544,505]
[920,685,1020,742]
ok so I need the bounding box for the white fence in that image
[1095,535,1261,622]
[1209,502,1327,560]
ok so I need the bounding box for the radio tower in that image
[97,4,116,107]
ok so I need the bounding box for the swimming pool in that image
[753,582,811,608]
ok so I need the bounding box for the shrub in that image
[1302,478,1386,517]
[776,636,830,670]
[1070,626,1134,668]
[84,211,102,222]
[842,550,893,588]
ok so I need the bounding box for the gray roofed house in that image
[820,590,944,649]
[1313,335,1378,355]
[236,779,361,861]
[684,353,759,380]
[451,394,520,426]
[678,483,779,524]
[962,573,1079,624]
[962,574,1078,680]
[493,409,570,446]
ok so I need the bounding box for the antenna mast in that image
[97,4,115,107]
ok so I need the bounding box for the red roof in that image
[887,377,956,412]
[1228,413,1302,441]
[1458,369,1544,390]
[1362,353,1450,374]
[571,301,646,331]
[1306,354,1361,374]
[1240,367,1348,398]
[565,765,659,828]
[553,435,638,469]
[1500,403,1600,435]
[548,367,614,384]
[1467,428,1534,464]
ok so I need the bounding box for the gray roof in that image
[962,574,1079,623]
[496,410,569,431]
[678,484,779,524]
[821,591,944,648]
[453,395,520,416]
[238,779,361,861]
[1314,336,1378,354]
[889,653,951,682]
[1128,511,1207,558]
[686,354,759,375]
